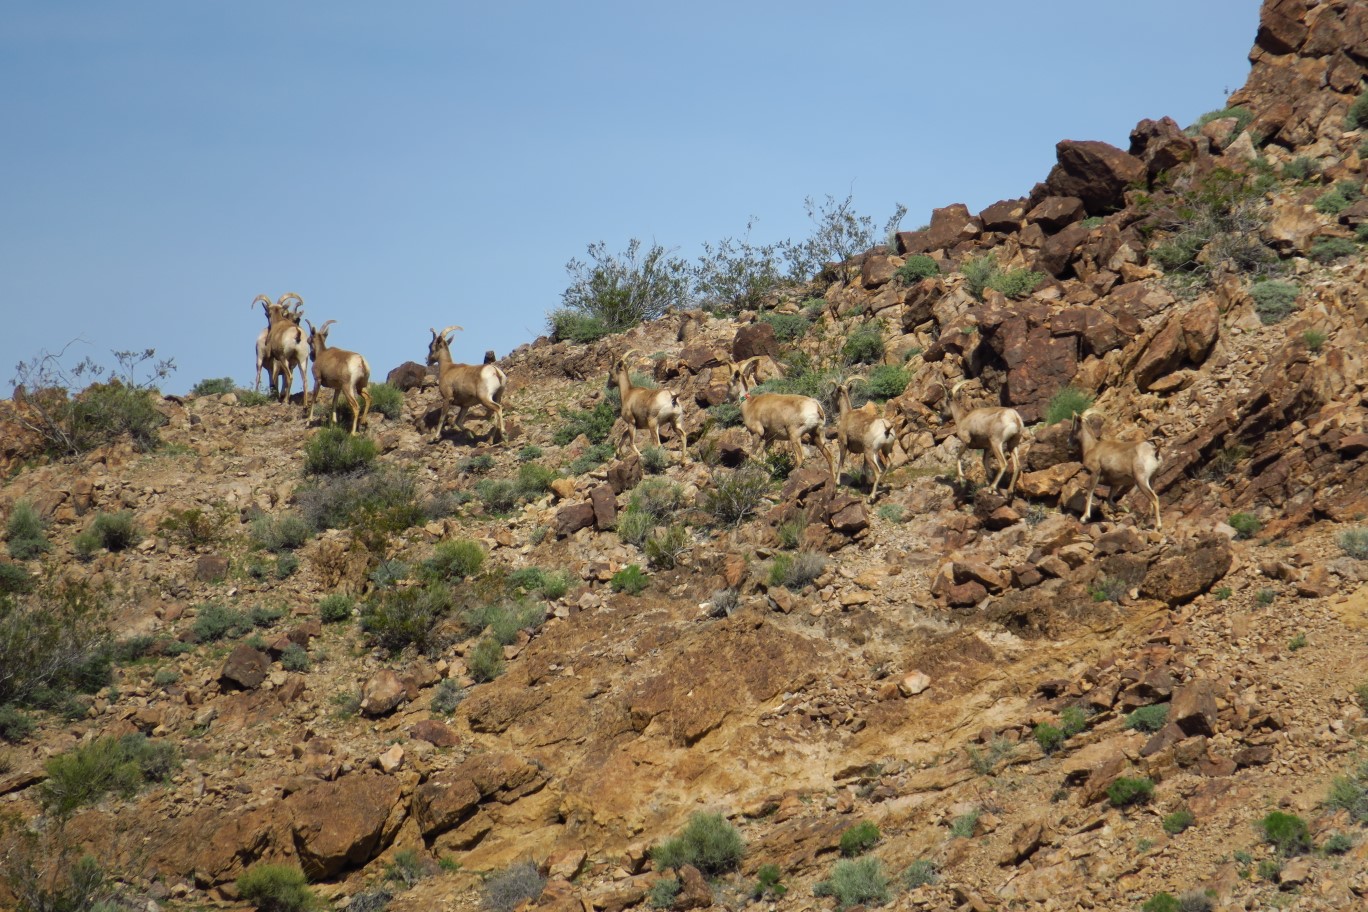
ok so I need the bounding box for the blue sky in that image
[2,1,1259,395]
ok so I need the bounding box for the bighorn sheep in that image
[261,293,309,402]
[610,349,688,462]
[946,381,1025,492]
[426,326,506,443]
[252,293,304,395]
[835,378,896,501]
[727,357,835,475]
[305,320,372,434]
[1070,410,1162,531]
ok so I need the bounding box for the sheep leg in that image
[1082,473,1098,523]
[811,432,836,477]
[357,383,372,431]
[452,405,470,433]
[306,380,320,421]
[645,416,659,455]
[477,393,501,441]
[342,388,359,435]
[988,442,1009,490]
[785,429,806,469]
[673,416,689,463]
[329,388,341,428]
[1137,477,1162,531]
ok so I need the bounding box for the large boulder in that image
[386,361,430,391]
[1128,117,1199,182]
[732,322,779,363]
[220,643,270,691]
[1133,300,1220,392]
[905,204,982,254]
[1043,140,1147,214]
[1140,536,1232,605]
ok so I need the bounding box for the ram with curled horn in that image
[425,325,507,444]
[255,291,309,402]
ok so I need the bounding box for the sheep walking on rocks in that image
[946,381,1025,493]
[835,378,895,502]
[727,357,835,476]
[610,349,688,462]
[306,320,372,434]
[1071,410,1162,531]
[426,325,506,443]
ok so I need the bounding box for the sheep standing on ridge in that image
[263,292,309,403]
[426,325,506,443]
[1070,410,1162,531]
[946,381,1025,493]
[727,357,835,475]
[835,378,895,502]
[305,320,372,434]
[252,292,304,396]
[610,349,688,462]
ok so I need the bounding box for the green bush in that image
[693,225,784,313]
[1187,106,1254,136]
[191,377,236,396]
[237,863,318,912]
[865,364,909,401]
[814,857,890,909]
[1124,704,1170,733]
[1250,280,1299,324]
[303,427,377,475]
[702,466,771,527]
[652,812,744,874]
[1313,180,1362,215]
[758,312,810,344]
[611,564,649,595]
[383,848,432,889]
[1228,513,1261,539]
[1034,723,1066,754]
[430,678,466,716]
[895,255,939,284]
[1045,386,1095,425]
[361,582,454,655]
[507,568,569,600]
[768,552,826,589]
[426,539,486,580]
[1259,811,1310,856]
[949,809,980,838]
[0,561,33,595]
[987,268,1044,299]
[465,636,505,683]
[1107,776,1155,807]
[516,462,558,498]
[296,467,429,540]
[280,644,311,672]
[1281,156,1318,182]
[553,400,617,446]
[842,323,885,365]
[88,511,139,552]
[1147,166,1276,282]
[319,594,353,623]
[158,505,231,548]
[707,401,743,429]
[777,193,901,282]
[40,733,179,817]
[567,442,615,475]
[250,512,313,552]
[752,863,789,899]
[518,445,543,461]
[1303,328,1328,351]
[0,579,111,707]
[1348,91,1368,129]
[641,446,669,473]
[960,254,998,301]
[902,859,938,888]
[644,524,691,570]
[547,309,613,344]
[555,239,691,336]
[6,501,50,560]
[461,601,544,646]
[1339,528,1368,560]
[1163,808,1195,835]
[0,704,36,742]
[367,383,404,420]
[1323,832,1355,855]
[67,382,169,454]
[1309,236,1359,264]
[474,479,520,515]
[839,820,880,857]
[1143,893,1180,912]
[647,877,680,910]
[480,860,545,912]
[191,604,253,643]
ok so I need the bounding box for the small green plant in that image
[702,465,771,526]
[960,254,998,301]
[1303,328,1328,351]
[459,453,496,474]
[191,604,253,643]
[319,594,354,624]
[191,376,236,396]
[987,268,1045,299]
[1281,156,1318,182]
[1106,776,1155,807]
[152,667,180,686]
[1249,280,1299,325]
[1339,528,1368,560]
[647,877,680,910]
[1288,632,1307,651]
[949,809,980,838]
[1260,811,1310,856]
[430,678,465,716]
[865,363,909,401]
[6,500,51,560]
[814,857,890,909]
[465,636,506,683]
[88,511,140,552]
[841,323,885,365]
[895,255,939,284]
[250,512,313,552]
[1348,91,1368,129]
[1228,512,1261,539]
[1187,105,1254,137]
[752,863,788,899]
[303,427,377,475]
[507,567,569,600]
[383,848,432,889]
[553,400,617,446]
[768,551,827,589]
[280,644,311,672]
[1163,808,1195,835]
[1034,723,1066,754]
[1089,575,1129,603]
[567,442,615,475]
[1213,586,1233,600]
[652,812,744,874]
[644,524,691,570]
[237,863,318,912]
[480,861,546,912]
[518,444,543,461]
[426,539,486,580]
[1256,858,1282,881]
[40,733,179,817]
[0,704,36,743]
[876,503,905,524]
[367,383,404,420]
[758,312,811,345]
[902,859,938,888]
[1327,763,1368,825]
[611,564,649,595]
[548,310,611,344]
[966,738,1015,775]
[1142,893,1180,912]
[1323,832,1355,855]
[1255,587,1276,606]
[839,820,880,856]
[1309,236,1358,263]
[1125,704,1170,733]
[1313,179,1362,215]
[1060,705,1089,737]
[640,446,670,474]
[1045,386,1095,425]
[360,581,454,655]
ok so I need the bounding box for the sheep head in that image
[427,325,463,366]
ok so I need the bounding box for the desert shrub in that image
[1163,808,1195,835]
[507,568,569,600]
[1281,156,1318,181]
[1107,776,1155,807]
[652,812,744,874]
[462,601,544,646]
[553,400,617,446]
[814,857,890,909]
[644,524,691,570]
[1143,893,1180,912]
[1187,106,1254,136]
[1256,587,1276,605]
[1303,328,1328,351]
[280,644,311,672]
[615,510,655,549]
[641,446,669,473]
[842,323,885,365]
[426,539,486,580]
[480,861,545,912]
[465,636,505,683]
[367,383,404,420]
[192,604,253,642]
[557,239,690,336]
[360,582,454,655]
[547,309,612,344]
[303,427,377,475]
[1325,762,1368,823]
[191,376,237,396]
[1147,166,1276,283]
[1348,91,1368,129]
[158,505,231,548]
[319,594,353,624]
[1313,179,1362,215]
[474,479,519,515]
[152,667,180,686]
[6,501,50,560]
[2,848,118,912]
[275,553,299,579]
[959,254,998,301]
[902,859,938,888]
[647,877,680,909]
[864,364,909,401]
[1259,811,1310,856]
[611,564,649,595]
[383,848,433,889]
[1034,723,1066,754]
[707,588,739,618]
[237,863,318,912]
[1089,575,1129,603]
[758,312,810,345]
[0,704,35,743]
[702,466,770,526]
[1045,386,1094,424]
[250,512,313,552]
[751,864,788,899]
[567,442,615,475]
[1309,236,1359,263]
[296,467,428,539]
[707,401,743,429]
[0,579,111,706]
[777,194,903,282]
[1228,512,1261,539]
[768,551,826,589]
[518,445,543,462]
[1124,704,1170,733]
[988,268,1044,299]
[1339,528,1368,560]
[1250,280,1299,324]
[692,222,785,313]
[88,511,139,552]
[459,453,496,475]
[776,514,806,549]
[949,809,980,838]
[895,255,939,284]
[40,733,178,817]
[1323,832,1356,855]
[0,562,33,596]
[430,678,466,716]
[839,820,880,856]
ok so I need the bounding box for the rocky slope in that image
[4,2,1368,911]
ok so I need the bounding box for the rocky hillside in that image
[4,2,1368,911]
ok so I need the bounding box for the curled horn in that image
[618,348,640,367]
[320,319,337,332]
[439,324,463,341]
[277,292,304,312]
[252,294,273,312]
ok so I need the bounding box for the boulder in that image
[554,502,596,538]
[360,669,408,717]
[1034,221,1091,277]
[590,484,617,530]
[1133,300,1220,392]
[1140,537,1232,605]
[1043,140,1147,214]
[1169,678,1220,738]
[289,773,404,879]
[979,198,1028,232]
[731,322,778,363]
[906,204,982,254]
[220,644,270,691]
[411,719,461,748]
[1128,117,1198,182]
[1026,196,1085,232]
[860,251,898,289]
[195,554,229,582]
[386,361,429,391]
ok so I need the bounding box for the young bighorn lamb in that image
[426,325,506,443]
[610,349,688,462]
[252,293,304,395]
[727,357,836,475]
[946,381,1025,493]
[263,293,309,403]
[305,320,372,434]
[1070,410,1162,531]
[835,378,896,501]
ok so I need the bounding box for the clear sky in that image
[2,1,1260,396]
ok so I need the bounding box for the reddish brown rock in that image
[676,865,713,910]
[1034,221,1091,277]
[979,198,1028,232]
[861,251,897,289]
[607,456,644,495]
[731,322,778,363]
[1026,196,1085,232]
[386,361,429,391]
[1170,679,1220,738]
[220,643,270,691]
[554,502,596,537]
[195,554,229,582]
[290,773,404,878]
[360,669,408,717]
[1128,117,1199,182]
[1043,140,1147,214]
[906,204,982,254]
[590,484,617,530]
[1140,537,1232,605]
